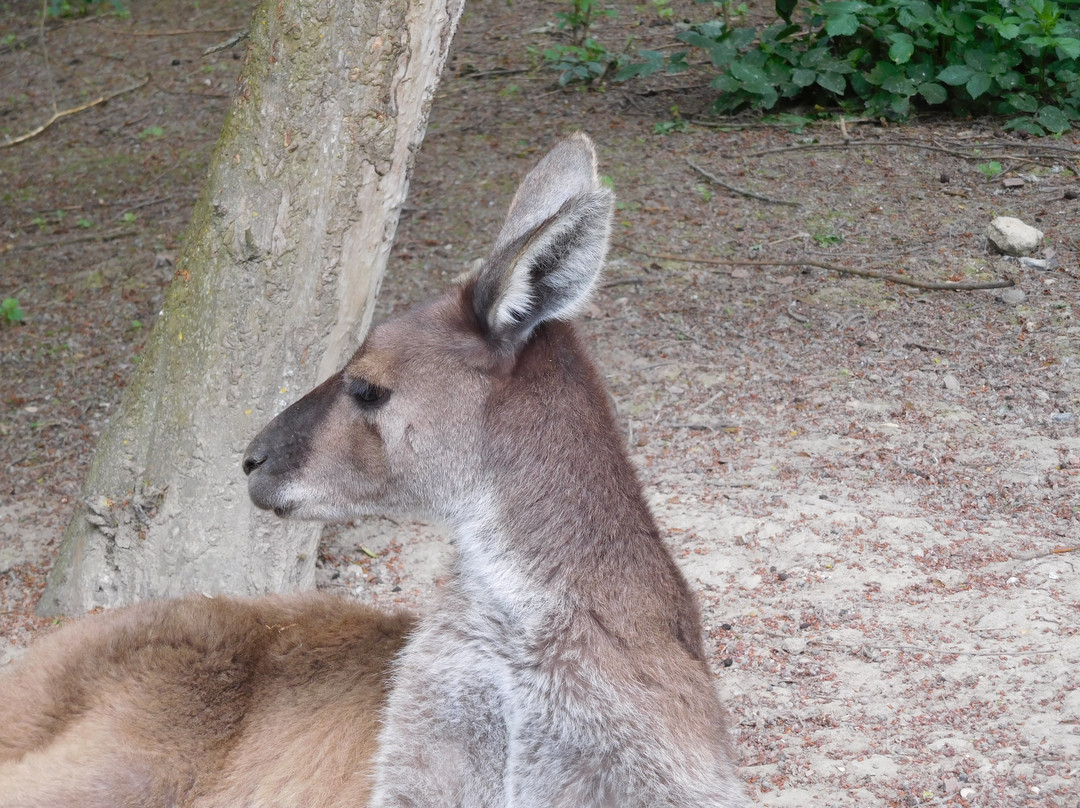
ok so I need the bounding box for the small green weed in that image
[76,217,93,229]
[122,211,137,224]
[138,125,165,140]
[2,297,25,324]
[556,0,617,46]
[654,104,688,134]
[545,39,622,85]
[654,118,688,134]
[977,160,1004,178]
[47,0,128,18]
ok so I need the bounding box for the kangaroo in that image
[0,134,747,807]
[245,132,747,807]
[0,593,412,807]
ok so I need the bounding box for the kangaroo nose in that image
[243,450,267,476]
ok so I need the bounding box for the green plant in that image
[138,125,165,139]
[545,39,624,85]
[654,104,689,134]
[618,0,1080,134]
[812,228,843,246]
[47,0,128,18]
[2,297,25,324]
[556,0,617,46]
[122,211,137,223]
[653,0,674,21]
[76,217,92,228]
[977,160,1004,177]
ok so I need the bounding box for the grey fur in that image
[251,134,748,806]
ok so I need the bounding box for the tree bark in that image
[38,0,464,616]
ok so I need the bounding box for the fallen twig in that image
[737,138,1079,164]
[686,159,800,207]
[616,244,1014,292]
[0,75,149,149]
[99,26,241,37]
[811,639,1056,657]
[5,228,139,252]
[464,68,529,80]
[203,28,249,55]
[784,301,810,323]
[903,341,951,354]
[1008,547,1077,562]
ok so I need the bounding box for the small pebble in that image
[1051,412,1075,424]
[943,374,960,393]
[782,637,807,655]
[998,288,1026,305]
[1019,256,1057,271]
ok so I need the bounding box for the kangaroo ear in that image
[472,132,614,354]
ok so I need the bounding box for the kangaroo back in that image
[0,594,412,808]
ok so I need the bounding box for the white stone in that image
[986,216,1044,256]
[782,637,807,655]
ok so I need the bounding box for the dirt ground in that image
[1,0,1078,805]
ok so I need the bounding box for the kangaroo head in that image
[243,134,614,527]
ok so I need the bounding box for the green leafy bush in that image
[615,0,1080,134]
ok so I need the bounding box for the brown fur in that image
[0,594,413,808]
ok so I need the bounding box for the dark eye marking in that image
[347,377,390,407]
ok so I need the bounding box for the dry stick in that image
[1,76,149,149]
[98,26,242,36]
[738,138,1076,163]
[1008,546,1077,562]
[617,244,1015,292]
[686,159,800,207]
[811,640,1056,658]
[203,28,249,56]
[7,228,139,252]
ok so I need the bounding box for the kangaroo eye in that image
[347,378,390,407]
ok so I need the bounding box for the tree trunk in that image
[38,0,464,616]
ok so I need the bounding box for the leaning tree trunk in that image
[38,0,464,616]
